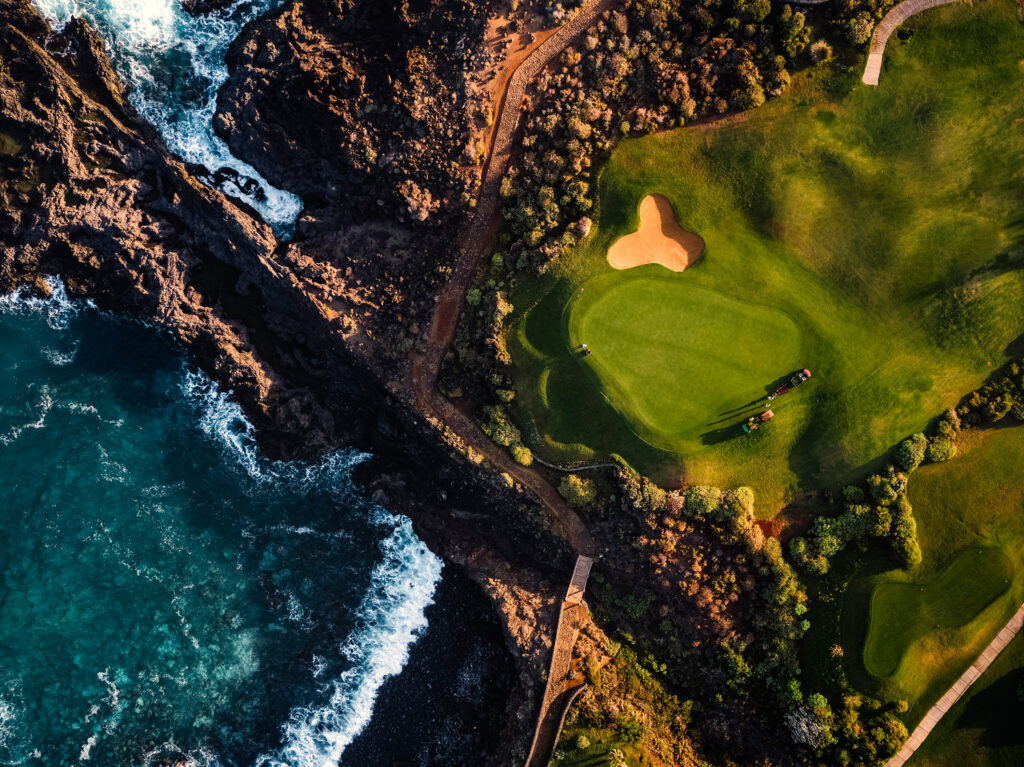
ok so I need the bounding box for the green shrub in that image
[560,474,598,508]
[926,437,957,463]
[481,406,521,448]
[575,734,590,750]
[894,433,928,472]
[510,444,533,466]
[683,485,722,518]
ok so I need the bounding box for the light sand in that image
[606,194,705,272]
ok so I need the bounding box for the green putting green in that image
[835,426,1024,722]
[509,0,1024,506]
[570,271,802,443]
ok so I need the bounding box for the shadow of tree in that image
[952,666,1024,748]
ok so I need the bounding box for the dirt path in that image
[410,0,620,559]
[884,601,1024,767]
[862,0,960,85]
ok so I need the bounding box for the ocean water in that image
[0,280,448,766]
[29,0,303,235]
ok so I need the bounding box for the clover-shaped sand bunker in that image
[606,194,705,272]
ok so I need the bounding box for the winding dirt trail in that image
[862,0,960,85]
[410,0,621,559]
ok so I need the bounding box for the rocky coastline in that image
[0,0,581,761]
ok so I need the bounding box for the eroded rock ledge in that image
[0,1,573,762]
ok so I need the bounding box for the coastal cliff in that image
[0,1,575,762]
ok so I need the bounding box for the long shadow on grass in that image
[953,668,1024,747]
[701,422,747,445]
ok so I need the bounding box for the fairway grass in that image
[843,426,1024,723]
[863,546,1012,679]
[509,0,1024,507]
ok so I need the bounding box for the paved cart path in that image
[863,0,960,84]
[884,601,1024,767]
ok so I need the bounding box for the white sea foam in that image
[0,275,85,330]
[256,508,442,767]
[181,366,444,767]
[42,341,78,366]
[0,387,54,446]
[179,368,372,495]
[29,0,303,235]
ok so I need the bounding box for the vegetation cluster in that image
[792,356,1024,577]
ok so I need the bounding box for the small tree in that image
[926,437,957,463]
[560,474,597,508]
[845,12,874,46]
[894,433,928,472]
[810,40,833,63]
[510,444,533,466]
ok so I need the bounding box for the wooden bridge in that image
[524,555,594,767]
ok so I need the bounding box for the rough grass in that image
[863,546,1012,679]
[841,426,1024,725]
[509,0,1024,509]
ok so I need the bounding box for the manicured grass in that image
[554,725,641,766]
[840,426,1024,724]
[863,546,1012,679]
[571,270,802,445]
[907,633,1024,767]
[509,0,1024,508]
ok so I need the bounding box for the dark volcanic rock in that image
[0,2,573,762]
[0,0,370,458]
[180,0,237,15]
[214,0,489,224]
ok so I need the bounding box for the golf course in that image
[509,0,1024,508]
[836,426,1024,723]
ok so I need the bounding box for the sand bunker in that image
[606,194,705,272]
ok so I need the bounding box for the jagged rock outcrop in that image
[0,0,374,458]
[214,0,489,224]
[0,3,571,760]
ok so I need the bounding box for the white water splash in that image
[30,0,303,235]
[0,282,445,767]
[181,367,444,767]
[0,387,54,446]
[0,275,86,330]
[256,508,442,767]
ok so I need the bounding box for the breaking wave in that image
[29,0,303,235]
[257,508,442,767]
[0,281,443,766]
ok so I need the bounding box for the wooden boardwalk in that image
[884,601,1024,767]
[565,555,593,604]
[862,0,960,85]
[524,556,594,767]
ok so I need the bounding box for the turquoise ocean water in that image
[0,282,445,766]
